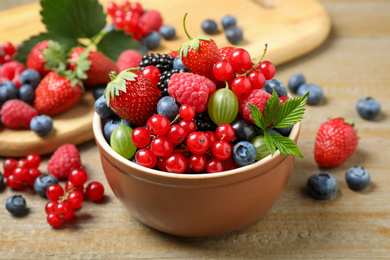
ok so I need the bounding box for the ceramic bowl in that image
[93,113,301,237]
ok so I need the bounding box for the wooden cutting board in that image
[0,0,330,157]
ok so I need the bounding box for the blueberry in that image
[221,15,237,29]
[95,95,116,119]
[345,166,371,191]
[33,174,59,197]
[159,25,176,40]
[173,56,187,70]
[19,69,41,89]
[0,81,18,102]
[264,79,288,97]
[30,115,53,137]
[6,195,27,216]
[266,129,282,135]
[141,31,161,50]
[92,84,106,100]
[356,97,381,120]
[201,19,218,34]
[307,172,338,200]
[225,26,243,44]
[103,119,136,144]
[231,118,256,142]
[297,83,323,105]
[157,96,179,122]
[0,172,4,189]
[275,125,294,137]
[232,141,257,166]
[18,84,35,104]
[288,73,305,94]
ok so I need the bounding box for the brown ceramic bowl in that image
[93,113,301,237]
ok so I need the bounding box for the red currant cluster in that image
[0,41,17,65]
[132,106,238,174]
[213,45,276,96]
[45,168,105,227]
[2,154,42,189]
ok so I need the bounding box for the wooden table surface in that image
[1,0,390,258]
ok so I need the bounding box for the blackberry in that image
[193,111,217,132]
[139,53,175,74]
[157,68,188,98]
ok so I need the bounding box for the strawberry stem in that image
[183,13,192,40]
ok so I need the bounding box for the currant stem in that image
[236,43,269,77]
[170,114,181,125]
[59,187,75,202]
[182,13,192,40]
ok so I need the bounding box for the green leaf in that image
[40,0,106,39]
[42,40,68,73]
[180,42,190,58]
[268,133,304,158]
[97,30,141,62]
[248,103,266,130]
[189,39,200,51]
[273,92,309,129]
[263,131,277,156]
[104,69,137,106]
[73,49,91,80]
[197,35,211,41]
[264,89,280,128]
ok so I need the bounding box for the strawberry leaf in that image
[42,40,68,73]
[197,35,211,41]
[248,103,266,130]
[104,70,137,106]
[180,42,190,58]
[189,39,200,51]
[264,89,280,128]
[73,49,91,80]
[273,92,309,129]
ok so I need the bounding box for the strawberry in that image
[314,117,359,167]
[0,99,38,129]
[33,71,83,116]
[47,144,82,179]
[116,49,143,72]
[68,47,119,88]
[179,14,221,83]
[104,69,159,125]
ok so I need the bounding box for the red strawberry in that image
[314,118,359,167]
[179,14,221,82]
[104,69,159,125]
[219,46,236,61]
[48,144,82,179]
[0,61,25,87]
[68,47,119,88]
[0,99,38,129]
[33,71,83,116]
[116,49,143,72]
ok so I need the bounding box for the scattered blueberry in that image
[92,84,106,100]
[141,31,161,50]
[275,125,294,137]
[232,141,257,166]
[297,83,323,105]
[0,81,18,102]
[159,25,176,40]
[6,195,27,216]
[231,118,256,142]
[30,115,53,137]
[307,172,338,200]
[356,97,381,120]
[345,166,371,191]
[33,174,59,197]
[288,73,306,94]
[18,84,35,104]
[173,56,187,70]
[225,26,243,44]
[19,69,41,89]
[95,95,116,119]
[201,19,218,34]
[157,96,179,122]
[103,119,136,144]
[264,79,288,97]
[221,15,237,29]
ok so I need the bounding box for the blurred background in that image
[0,0,38,11]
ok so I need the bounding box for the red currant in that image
[229,48,253,74]
[25,168,42,186]
[147,115,170,136]
[131,127,151,148]
[3,158,17,178]
[2,42,16,56]
[212,141,232,160]
[179,104,196,120]
[279,96,289,105]
[231,76,252,96]
[17,158,27,168]
[157,157,167,171]
[257,61,275,80]
[68,168,88,186]
[206,158,224,173]
[86,182,105,202]
[142,66,161,89]
[13,167,29,182]
[114,16,125,29]
[45,200,58,215]
[164,153,187,174]
[6,175,24,189]
[135,148,157,168]
[216,123,235,142]
[65,180,84,194]
[47,213,62,227]
[150,136,173,157]
[179,120,197,135]
[25,153,41,169]
[247,70,266,89]
[130,2,143,15]
[62,208,75,221]
[120,1,131,11]
[167,124,186,144]
[189,154,207,172]
[55,201,73,219]
[67,191,84,209]
[204,131,217,151]
[213,60,234,81]
[46,184,64,201]
[106,1,119,16]
[186,132,210,155]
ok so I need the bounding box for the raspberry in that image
[240,89,271,123]
[219,46,236,61]
[0,61,25,87]
[0,99,38,129]
[168,72,216,113]
[138,10,163,32]
[167,52,179,58]
[116,50,143,72]
[47,144,82,179]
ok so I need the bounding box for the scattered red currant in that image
[68,168,88,186]
[47,213,62,227]
[86,182,105,202]
[3,158,17,178]
[45,201,58,215]
[25,153,41,169]
[67,191,84,209]
[46,184,64,201]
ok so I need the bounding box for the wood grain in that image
[1,0,390,259]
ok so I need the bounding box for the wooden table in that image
[1,0,390,258]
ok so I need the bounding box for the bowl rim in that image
[93,112,301,180]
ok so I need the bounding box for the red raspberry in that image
[138,10,163,32]
[167,52,179,58]
[0,61,25,87]
[240,89,271,123]
[219,46,236,61]
[168,72,216,113]
[47,144,82,180]
[116,49,143,72]
[0,99,38,129]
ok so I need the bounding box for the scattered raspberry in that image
[116,50,143,72]
[138,10,163,32]
[219,46,236,61]
[0,61,25,87]
[241,89,271,123]
[168,72,216,113]
[47,144,82,180]
[0,99,38,129]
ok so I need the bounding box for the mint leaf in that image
[268,133,304,158]
[97,30,141,62]
[273,92,309,129]
[40,0,106,39]
[248,103,266,130]
[264,90,280,128]
[263,131,277,156]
